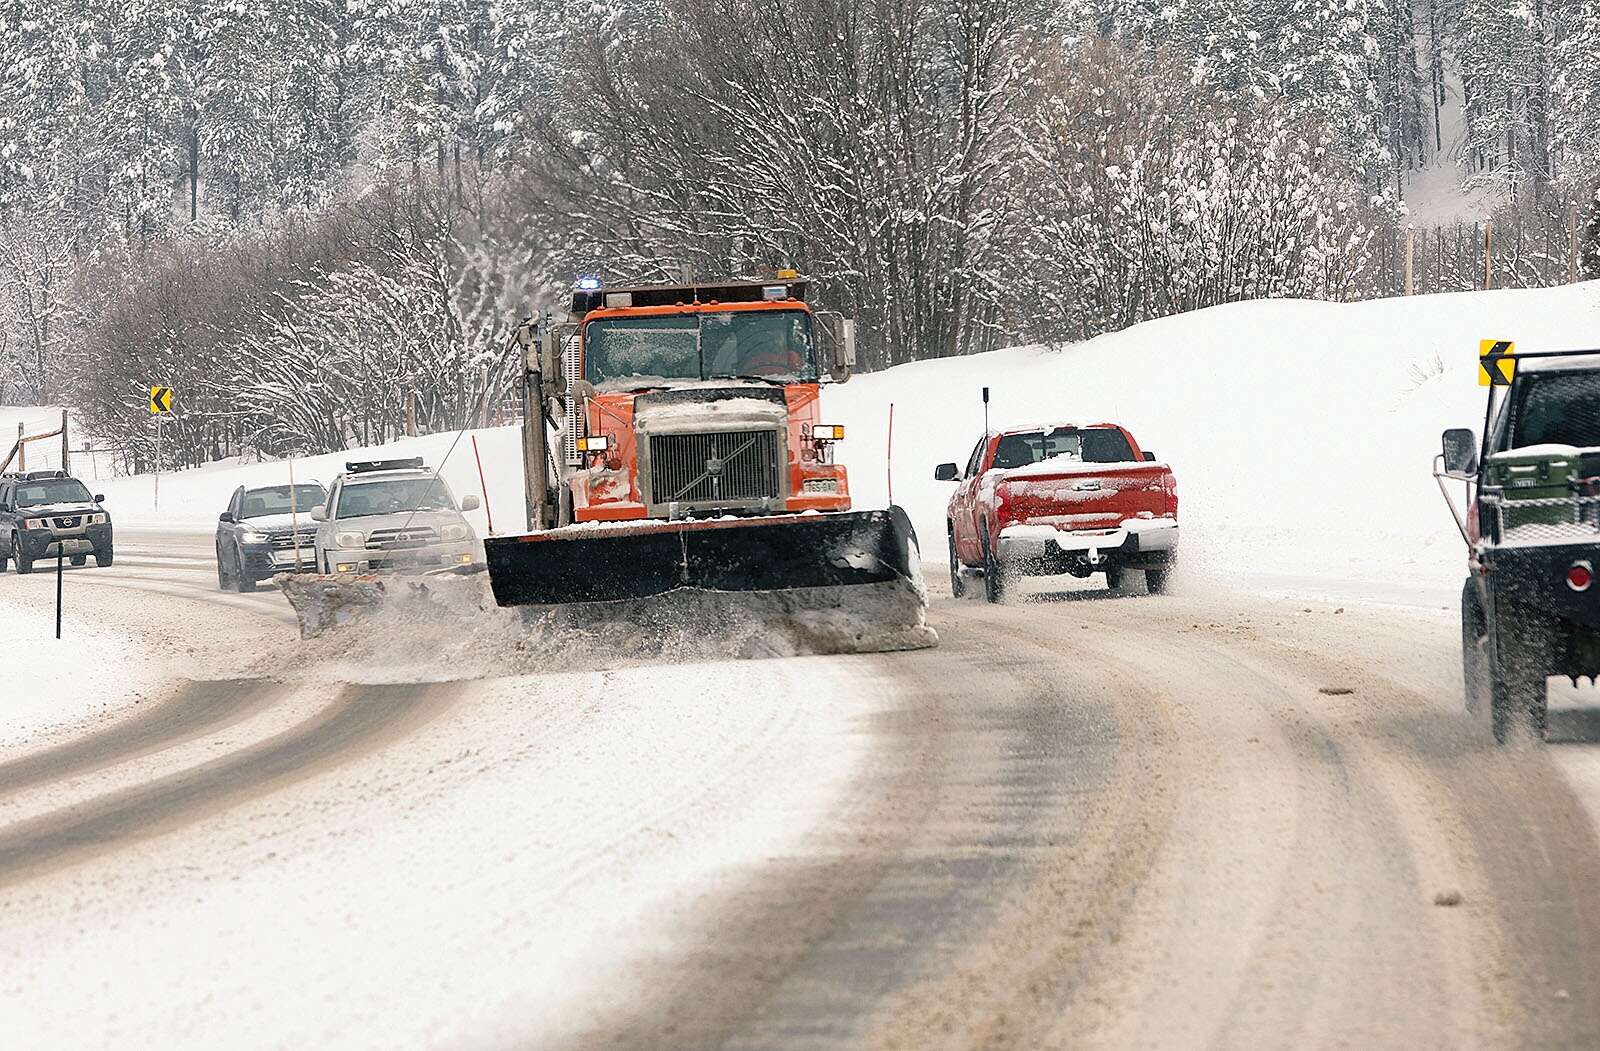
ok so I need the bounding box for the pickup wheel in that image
[14,535,33,575]
[1105,567,1125,591]
[1461,580,1489,715]
[981,524,1007,604]
[93,545,113,568]
[948,532,967,598]
[1487,600,1551,745]
[1144,566,1171,595]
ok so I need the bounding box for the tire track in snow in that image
[0,682,456,889]
[0,679,281,799]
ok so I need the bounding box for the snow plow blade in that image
[483,507,935,654]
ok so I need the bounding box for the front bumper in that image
[239,542,318,579]
[19,524,113,560]
[998,519,1178,573]
[325,542,480,575]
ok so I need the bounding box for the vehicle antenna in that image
[982,387,990,439]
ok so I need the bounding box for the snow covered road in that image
[4,532,1600,1048]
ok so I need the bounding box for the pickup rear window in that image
[1510,372,1600,449]
[993,428,1134,470]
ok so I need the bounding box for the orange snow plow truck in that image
[482,273,933,652]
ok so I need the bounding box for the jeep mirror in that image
[310,504,328,522]
[1441,428,1478,477]
[460,494,481,512]
[935,462,960,482]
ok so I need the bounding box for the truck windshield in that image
[992,429,1134,469]
[584,309,816,390]
[337,479,457,518]
[1511,372,1600,448]
[241,485,327,519]
[14,479,93,507]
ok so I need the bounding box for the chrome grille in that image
[53,516,82,529]
[650,430,780,506]
[365,527,439,550]
[269,530,317,550]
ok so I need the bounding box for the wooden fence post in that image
[1404,227,1416,295]
[1483,222,1494,290]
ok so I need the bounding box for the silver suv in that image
[311,459,482,575]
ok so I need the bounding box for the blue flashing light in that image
[576,276,602,290]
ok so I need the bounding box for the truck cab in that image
[549,276,856,526]
[1440,352,1600,742]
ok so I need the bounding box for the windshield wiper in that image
[716,374,791,386]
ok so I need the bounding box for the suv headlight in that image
[23,518,46,529]
[335,531,366,548]
[440,523,471,542]
[238,530,269,544]
[89,512,108,525]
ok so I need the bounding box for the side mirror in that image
[934,463,960,481]
[94,494,106,503]
[310,504,328,522]
[460,494,481,512]
[219,511,235,524]
[1141,452,1156,462]
[816,312,856,383]
[1441,428,1478,477]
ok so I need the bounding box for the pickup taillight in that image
[1162,471,1179,517]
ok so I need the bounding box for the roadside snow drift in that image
[64,280,1600,606]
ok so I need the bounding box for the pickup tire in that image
[1145,567,1171,595]
[1487,599,1551,745]
[1461,580,1489,715]
[982,523,1007,604]
[1105,567,1125,591]
[14,535,33,575]
[948,533,967,598]
[93,545,112,568]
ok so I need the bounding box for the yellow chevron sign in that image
[149,386,174,414]
[1479,340,1514,387]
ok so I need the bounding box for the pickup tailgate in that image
[996,460,1172,530]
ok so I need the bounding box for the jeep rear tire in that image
[1487,600,1551,744]
[1461,580,1489,714]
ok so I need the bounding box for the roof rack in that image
[21,470,69,480]
[346,457,426,475]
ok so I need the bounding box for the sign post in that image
[149,386,173,511]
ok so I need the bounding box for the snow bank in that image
[71,280,1600,606]
[823,282,1600,606]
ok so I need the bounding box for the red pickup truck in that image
[934,423,1178,602]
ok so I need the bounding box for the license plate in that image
[271,550,303,566]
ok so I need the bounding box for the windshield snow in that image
[584,309,817,390]
[336,479,457,519]
[14,479,93,507]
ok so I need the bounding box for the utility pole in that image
[60,409,69,475]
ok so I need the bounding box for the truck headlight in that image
[812,424,844,442]
[89,513,108,525]
[336,531,365,548]
[441,523,471,542]
[24,518,45,529]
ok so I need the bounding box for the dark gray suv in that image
[0,471,113,574]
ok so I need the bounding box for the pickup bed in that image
[935,423,1178,601]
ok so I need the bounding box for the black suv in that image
[0,471,113,574]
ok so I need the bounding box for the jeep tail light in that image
[1568,561,1593,592]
